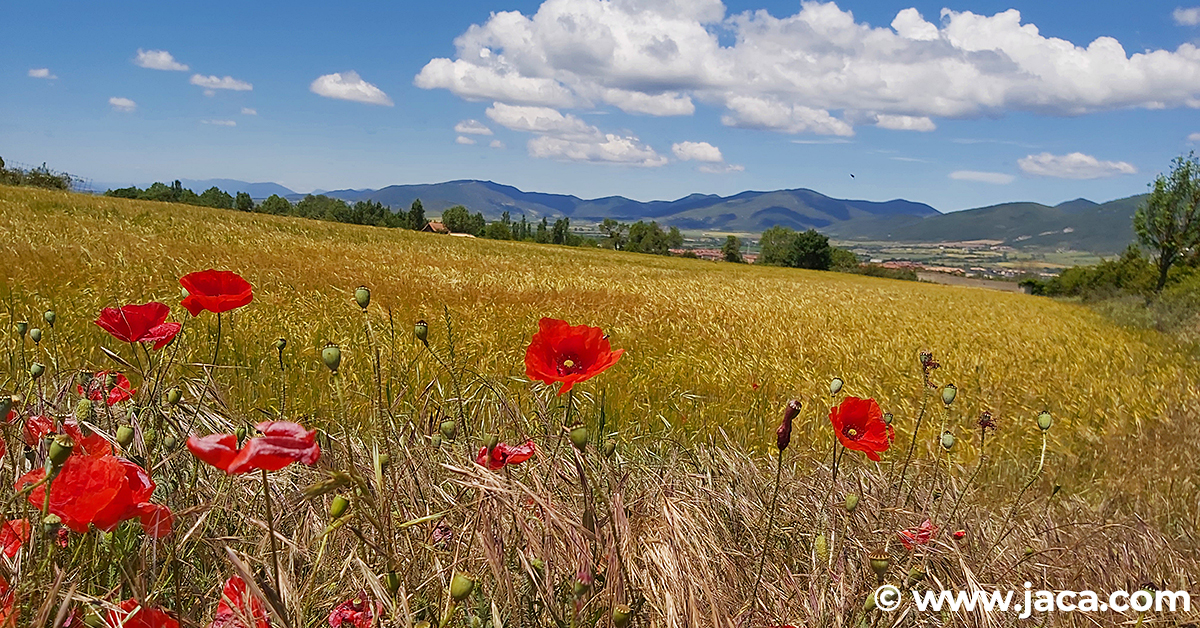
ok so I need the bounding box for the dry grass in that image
[0,185,1197,626]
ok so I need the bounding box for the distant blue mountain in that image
[178,179,296,199]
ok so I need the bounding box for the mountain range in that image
[106,177,1142,255]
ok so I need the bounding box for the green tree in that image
[1134,153,1200,292]
[485,220,513,240]
[788,229,833,270]
[259,194,292,215]
[199,186,235,209]
[830,247,859,271]
[667,226,684,249]
[441,205,473,233]
[408,199,427,231]
[599,218,628,250]
[551,217,571,244]
[722,236,744,263]
[235,192,255,211]
[535,217,550,243]
[757,226,796,266]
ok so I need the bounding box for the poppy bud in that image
[883,412,893,425]
[815,533,828,562]
[830,377,844,396]
[163,434,178,451]
[612,604,632,628]
[573,570,593,597]
[864,594,878,613]
[49,435,74,470]
[602,439,616,458]
[235,426,247,445]
[940,431,955,451]
[485,433,499,452]
[322,344,342,373]
[450,573,475,601]
[905,567,926,588]
[30,362,45,380]
[844,493,859,512]
[330,495,350,520]
[16,322,28,337]
[355,286,371,309]
[44,310,56,327]
[274,337,287,352]
[569,425,589,451]
[440,420,457,440]
[116,424,135,448]
[953,529,966,540]
[941,384,957,405]
[384,571,401,596]
[431,434,443,449]
[30,328,42,344]
[868,550,890,582]
[1037,411,1052,431]
[414,320,429,346]
[778,399,800,451]
[167,387,183,406]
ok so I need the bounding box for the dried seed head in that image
[354,286,371,310]
[321,344,342,373]
[29,328,42,344]
[116,424,135,448]
[940,431,956,451]
[941,384,957,406]
[569,425,590,451]
[30,362,45,380]
[829,377,844,396]
[414,320,429,346]
[43,310,56,327]
[1037,411,1052,431]
[450,573,475,601]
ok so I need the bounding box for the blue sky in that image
[3,0,1200,211]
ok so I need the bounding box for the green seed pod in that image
[163,434,178,451]
[815,533,828,562]
[612,604,632,628]
[485,433,499,452]
[30,362,46,380]
[868,550,890,582]
[414,319,429,346]
[844,493,860,512]
[602,439,616,458]
[941,384,957,405]
[42,513,62,538]
[167,387,183,406]
[355,286,371,309]
[143,428,157,449]
[830,377,844,396]
[450,573,475,602]
[905,567,926,588]
[322,344,342,373]
[0,396,12,420]
[16,322,28,337]
[235,426,247,445]
[864,593,878,613]
[43,310,56,327]
[49,435,74,469]
[329,495,350,520]
[1037,411,1052,431]
[181,287,190,299]
[883,412,893,425]
[569,425,589,451]
[29,328,42,344]
[384,571,401,596]
[940,431,956,451]
[440,420,457,440]
[431,434,443,449]
[76,399,95,424]
[377,452,391,469]
[274,337,287,351]
[116,424,135,448]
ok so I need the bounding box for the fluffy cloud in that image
[672,141,723,162]
[698,163,745,174]
[241,107,257,115]
[949,170,1015,184]
[455,119,494,135]
[1174,7,1200,26]
[310,71,393,106]
[109,97,136,112]
[489,139,506,148]
[456,135,476,145]
[134,49,189,71]
[485,102,665,165]
[416,1,1200,136]
[28,68,56,79]
[486,103,596,138]
[1189,132,1200,142]
[1017,152,1137,179]
[201,119,236,127]
[190,74,252,91]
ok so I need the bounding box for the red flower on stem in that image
[898,518,939,550]
[0,575,13,627]
[0,520,29,558]
[180,270,253,317]
[328,592,378,628]
[22,415,55,447]
[524,318,624,395]
[475,440,537,470]
[105,599,180,628]
[78,371,136,406]
[208,575,270,628]
[95,302,181,350]
[829,396,895,461]
[15,454,172,537]
[187,421,320,475]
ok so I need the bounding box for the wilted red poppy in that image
[209,575,269,628]
[106,599,180,628]
[0,520,29,559]
[78,371,136,406]
[180,270,253,317]
[62,418,114,457]
[524,318,624,395]
[328,592,378,628]
[95,302,181,350]
[22,415,54,447]
[188,421,320,475]
[15,454,171,537]
[475,440,536,470]
[898,518,939,550]
[829,396,894,461]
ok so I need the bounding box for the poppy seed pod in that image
[612,604,632,628]
[330,495,350,520]
[569,425,590,451]
[845,493,860,512]
[905,567,926,588]
[30,362,46,380]
[167,387,182,406]
[940,431,956,451]
[602,439,616,458]
[0,396,11,420]
[322,344,342,373]
[355,286,371,309]
[440,420,457,440]
[883,412,893,425]
[384,571,401,596]
[450,573,475,601]
[16,322,28,337]
[30,328,42,344]
[830,377,844,396]
[163,434,178,451]
[431,434,443,449]
[414,320,429,346]
[116,425,136,448]
[49,435,75,469]
[274,337,287,352]
[941,384,957,405]
[1037,411,1053,431]
[868,550,890,582]
[42,513,62,539]
[864,594,878,613]
[44,310,56,327]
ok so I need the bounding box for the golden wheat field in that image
[1,185,1195,460]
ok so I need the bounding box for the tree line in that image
[0,156,74,191]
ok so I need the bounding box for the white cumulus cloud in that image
[456,135,476,145]
[486,102,665,165]
[1017,152,1137,179]
[109,97,137,112]
[672,141,724,162]
[241,107,257,115]
[455,119,494,135]
[310,71,393,106]
[134,49,189,71]
[190,74,252,91]
[1174,7,1200,25]
[949,170,1015,184]
[28,68,57,79]
[875,115,936,132]
[490,139,506,148]
[201,119,236,127]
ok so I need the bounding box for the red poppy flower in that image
[475,440,536,470]
[62,418,114,457]
[828,396,894,461]
[188,421,320,475]
[328,593,378,628]
[77,371,136,406]
[0,575,13,627]
[209,575,270,628]
[95,302,181,350]
[106,599,180,628]
[524,318,624,395]
[15,454,171,537]
[180,270,253,317]
[898,518,939,550]
[0,520,29,559]
[22,415,54,447]
[953,529,966,540]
